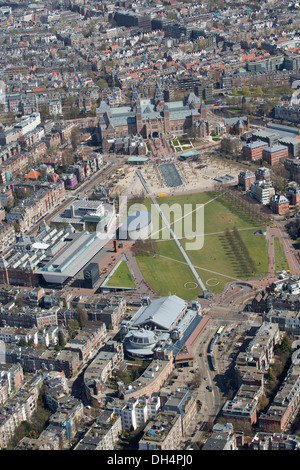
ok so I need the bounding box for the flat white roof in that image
[131,295,187,330]
[37,231,107,284]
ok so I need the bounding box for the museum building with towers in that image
[96,84,210,153]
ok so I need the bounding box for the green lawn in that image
[167,192,269,285]
[161,191,262,234]
[274,237,289,273]
[191,228,269,293]
[170,136,194,152]
[106,260,136,288]
[136,240,202,300]
[132,191,269,298]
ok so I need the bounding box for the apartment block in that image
[74,410,122,450]
[0,363,24,406]
[64,322,107,362]
[259,363,300,433]
[113,395,161,432]
[262,145,289,166]
[242,141,268,161]
[0,373,43,449]
[139,411,182,450]
[0,223,16,253]
[163,390,197,436]
[223,323,281,427]
[222,383,262,426]
[250,180,275,205]
[264,307,300,335]
[6,182,65,232]
[47,395,84,441]
[202,423,237,450]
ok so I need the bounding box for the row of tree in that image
[215,183,269,225]
[225,227,256,276]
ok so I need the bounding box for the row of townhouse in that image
[222,322,281,428]
[73,410,122,451]
[4,344,81,378]
[0,222,16,253]
[0,323,58,348]
[0,142,21,166]
[0,305,59,330]
[259,362,300,433]
[0,325,39,346]
[1,321,108,378]
[0,363,24,406]
[64,322,107,363]
[15,394,84,450]
[6,181,65,232]
[0,372,43,449]
[71,295,127,331]
[242,431,300,450]
[0,113,41,146]
[30,291,127,331]
[224,317,300,433]
[0,141,47,184]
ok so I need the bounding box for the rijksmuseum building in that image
[96,84,210,153]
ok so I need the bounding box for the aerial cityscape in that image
[0,0,299,454]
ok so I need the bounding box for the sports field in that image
[132,191,269,298]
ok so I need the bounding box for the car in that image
[199,353,203,357]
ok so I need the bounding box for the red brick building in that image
[262,145,288,166]
[270,194,290,215]
[238,170,256,191]
[242,141,269,161]
[224,116,250,136]
[286,186,300,207]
